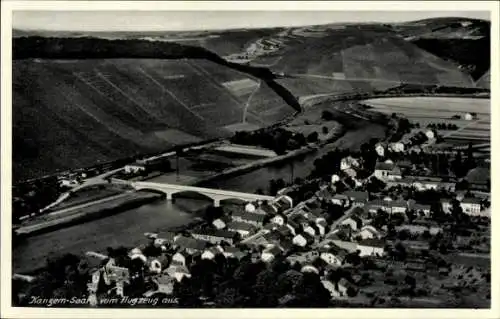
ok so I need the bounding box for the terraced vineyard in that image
[13,58,293,181]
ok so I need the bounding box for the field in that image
[251,25,475,98]
[13,58,293,182]
[363,97,490,144]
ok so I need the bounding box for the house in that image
[320,244,348,266]
[301,264,320,274]
[322,280,341,299]
[341,156,360,171]
[375,143,385,157]
[395,225,442,236]
[400,240,430,253]
[273,195,294,211]
[261,245,284,263]
[389,142,405,153]
[331,194,350,207]
[271,214,287,226]
[201,246,224,260]
[441,199,453,213]
[212,216,230,230]
[374,162,401,181]
[337,278,358,297]
[357,239,385,257]
[303,224,318,237]
[231,210,266,226]
[124,163,146,174]
[286,253,309,266]
[223,246,248,260]
[329,238,358,253]
[410,203,431,216]
[174,236,209,254]
[278,239,294,255]
[366,199,390,213]
[171,251,187,266]
[358,225,382,240]
[316,219,328,236]
[341,215,363,231]
[390,200,408,214]
[277,225,294,238]
[165,265,191,282]
[226,221,258,238]
[245,202,256,213]
[190,228,239,245]
[463,112,474,120]
[293,233,309,247]
[343,191,369,207]
[460,197,482,216]
[155,274,175,295]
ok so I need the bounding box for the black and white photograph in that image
[1,1,498,316]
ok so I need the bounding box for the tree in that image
[321,110,334,121]
[307,132,319,143]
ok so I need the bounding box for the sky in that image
[13,11,490,32]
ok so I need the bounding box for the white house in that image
[300,265,320,274]
[320,245,347,267]
[389,142,405,153]
[171,252,187,266]
[341,216,362,231]
[322,280,341,299]
[460,197,482,216]
[201,246,223,260]
[212,218,227,230]
[375,144,385,157]
[245,203,256,213]
[390,200,408,214]
[331,194,349,207]
[274,195,294,210]
[303,225,317,237]
[293,234,309,247]
[357,239,385,257]
[425,130,435,140]
[271,214,286,226]
[341,156,360,171]
[358,225,382,240]
[165,265,191,282]
[463,113,473,121]
[331,174,340,184]
[261,245,283,263]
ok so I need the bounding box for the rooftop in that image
[227,221,258,232]
[191,228,238,239]
[174,236,209,251]
[358,238,385,248]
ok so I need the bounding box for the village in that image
[63,114,491,308]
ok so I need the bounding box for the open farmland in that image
[13,58,293,182]
[363,97,490,144]
[250,24,475,98]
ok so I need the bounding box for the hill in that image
[390,18,490,81]
[13,37,296,182]
[247,24,475,97]
[476,70,490,89]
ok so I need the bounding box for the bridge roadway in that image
[130,180,275,207]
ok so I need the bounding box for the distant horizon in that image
[13,11,490,33]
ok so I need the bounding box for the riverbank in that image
[14,192,164,239]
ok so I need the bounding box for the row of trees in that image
[174,255,333,307]
[427,123,459,130]
[231,128,309,155]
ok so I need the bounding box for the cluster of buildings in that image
[80,126,489,305]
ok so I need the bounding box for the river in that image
[13,121,385,274]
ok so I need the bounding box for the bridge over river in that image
[120,180,275,207]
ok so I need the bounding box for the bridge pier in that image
[166,192,173,201]
[213,199,220,207]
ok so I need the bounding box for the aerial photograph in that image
[8,8,492,309]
